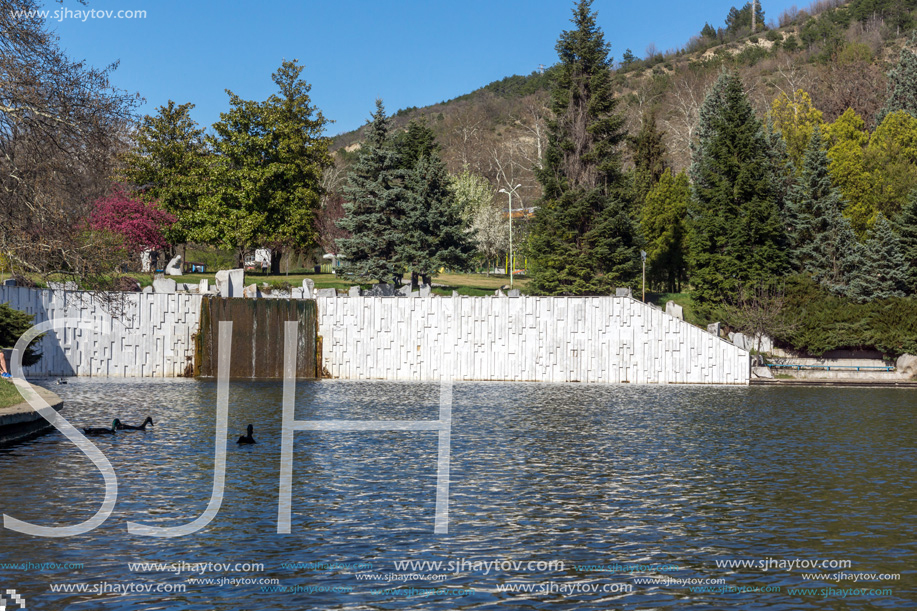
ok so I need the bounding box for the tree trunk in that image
[422,274,432,286]
[270,249,283,275]
[411,271,419,291]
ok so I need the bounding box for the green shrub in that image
[763,275,917,357]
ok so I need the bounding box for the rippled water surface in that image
[0,379,914,609]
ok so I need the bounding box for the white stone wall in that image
[317,296,750,385]
[0,288,751,384]
[0,287,202,377]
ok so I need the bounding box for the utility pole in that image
[751,0,757,33]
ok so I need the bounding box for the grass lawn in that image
[646,291,701,326]
[0,380,27,410]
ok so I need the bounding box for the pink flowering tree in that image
[89,185,176,253]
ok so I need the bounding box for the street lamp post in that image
[640,250,647,302]
[498,184,522,289]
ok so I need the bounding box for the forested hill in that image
[330,0,917,211]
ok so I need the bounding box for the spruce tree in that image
[337,100,407,284]
[788,127,861,294]
[847,214,909,302]
[400,149,475,287]
[688,71,788,314]
[527,0,640,296]
[631,113,668,207]
[763,115,797,219]
[394,118,439,171]
[878,35,917,123]
[893,191,917,294]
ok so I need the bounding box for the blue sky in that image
[40,0,807,135]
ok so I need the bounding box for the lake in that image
[0,379,914,609]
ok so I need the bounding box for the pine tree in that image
[688,71,788,314]
[400,150,475,287]
[847,214,909,301]
[641,169,690,292]
[893,191,917,294]
[630,113,668,208]
[337,100,408,284]
[787,127,861,294]
[878,35,917,123]
[527,0,640,296]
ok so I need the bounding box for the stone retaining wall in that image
[0,287,201,377]
[317,295,750,385]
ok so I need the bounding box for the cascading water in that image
[195,297,319,379]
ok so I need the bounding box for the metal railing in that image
[765,364,895,372]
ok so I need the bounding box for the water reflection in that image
[0,379,914,609]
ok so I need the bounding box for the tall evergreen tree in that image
[893,190,917,294]
[401,154,475,286]
[641,169,690,292]
[688,71,788,314]
[630,112,668,207]
[878,35,917,123]
[337,100,407,284]
[787,126,861,295]
[847,214,909,301]
[527,0,640,296]
[209,60,332,272]
[394,118,439,171]
[763,115,797,218]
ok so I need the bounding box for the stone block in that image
[291,287,305,299]
[215,269,244,298]
[508,289,521,297]
[199,279,209,294]
[732,333,748,350]
[495,289,506,297]
[142,286,153,294]
[3,279,16,286]
[419,284,431,298]
[152,278,176,294]
[896,354,917,377]
[707,322,722,338]
[615,287,632,298]
[165,254,183,276]
[665,300,684,320]
[242,284,260,299]
[348,285,361,297]
[315,288,337,297]
[302,278,314,299]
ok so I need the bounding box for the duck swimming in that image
[237,424,256,444]
[83,419,119,435]
[116,416,153,431]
